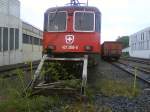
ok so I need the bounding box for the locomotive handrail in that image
[45,55,88,95]
[81,55,88,95]
[25,55,47,93]
[26,54,88,95]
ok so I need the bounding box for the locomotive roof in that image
[45,6,101,14]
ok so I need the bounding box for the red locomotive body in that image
[28,2,101,95]
[101,41,122,60]
[43,6,101,61]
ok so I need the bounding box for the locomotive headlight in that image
[84,45,93,51]
[48,45,56,50]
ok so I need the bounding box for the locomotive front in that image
[27,2,101,95]
[43,6,101,60]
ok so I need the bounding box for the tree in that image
[116,36,129,48]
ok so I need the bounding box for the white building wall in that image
[0,0,43,67]
[9,0,20,17]
[129,27,150,59]
[22,22,43,63]
[0,0,22,66]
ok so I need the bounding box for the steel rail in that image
[120,57,150,65]
[111,61,150,85]
[0,61,39,78]
[118,60,150,74]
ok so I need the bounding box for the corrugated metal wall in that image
[0,0,9,14]
[0,0,20,17]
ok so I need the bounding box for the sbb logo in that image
[65,35,74,45]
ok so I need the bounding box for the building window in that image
[15,29,19,49]
[146,41,148,50]
[40,39,42,45]
[23,34,29,44]
[34,37,39,45]
[0,27,1,51]
[135,35,137,42]
[3,27,8,51]
[29,36,33,44]
[149,31,150,40]
[138,42,140,50]
[142,42,144,50]
[10,28,14,50]
[141,33,144,41]
[149,41,150,50]
[146,31,149,40]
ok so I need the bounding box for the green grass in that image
[95,79,141,98]
[0,63,141,112]
[2,62,138,112]
[0,76,113,112]
[0,77,100,112]
[0,68,102,112]
[0,76,70,112]
[0,69,60,112]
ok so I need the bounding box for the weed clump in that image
[41,62,82,89]
[41,62,80,81]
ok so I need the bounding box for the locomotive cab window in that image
[48,11,67,32]
[74,11,95,32]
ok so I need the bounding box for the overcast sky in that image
[20,0,150,42]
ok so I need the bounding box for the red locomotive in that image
[43,0,101,63]
[28,0,101,95]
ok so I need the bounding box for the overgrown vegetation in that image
[1,61,141,111]
[0,66,100,112]
[41,62,76,81]
[95,79,141,98]
[41,61,82,89]
[0,76,105,112]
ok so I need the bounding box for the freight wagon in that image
[101,41,122,60]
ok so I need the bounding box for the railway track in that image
[112,61,150,85]
[0,61,39,78]
[120,57,150,65]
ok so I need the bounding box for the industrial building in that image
[0,0,43,66]
[129,27,150,59]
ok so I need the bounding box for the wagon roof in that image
[102,41,122,45]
